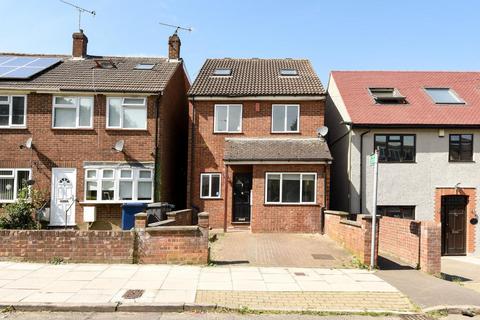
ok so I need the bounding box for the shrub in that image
[0,186,46,230]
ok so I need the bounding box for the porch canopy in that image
[224,137,332,164]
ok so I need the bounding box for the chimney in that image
[168,32,181,59]
[72,30,88,58]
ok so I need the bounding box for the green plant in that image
[49,256,65,265]
[350,256,370,269]
[0,186,46,230]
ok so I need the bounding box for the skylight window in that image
[94,59,117,69]
[280,68,298,76]
[369,88,407,104]
[213,68,232,76]
[425,88,464,104]
[135,63,155,70]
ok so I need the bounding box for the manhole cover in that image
[122,289,144,299]
[312,254,334,260]
[294,272,306,276]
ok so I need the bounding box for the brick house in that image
[188,59,331,232]
[0,31,189,229]
[326,71,480,256]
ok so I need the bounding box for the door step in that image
[227,225,251,232]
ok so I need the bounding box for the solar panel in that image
[0,56,61,79]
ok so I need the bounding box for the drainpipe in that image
[154,94,162,202]
[224,164,229,233]
[359,129,371,214]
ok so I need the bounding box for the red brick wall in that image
[324,212,378,265]
[188,99,327,231]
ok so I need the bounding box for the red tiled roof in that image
[331,71,480,126]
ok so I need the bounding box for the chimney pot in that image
[72,30,88,58]
[168,33,181,60]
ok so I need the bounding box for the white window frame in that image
[0,95,27,128]
[0,168,32,203]
[424,88,465,104]
[106,97,147,130]
[83,167,154,203]
[214,104,243,133]
[271,104,300,133]
[200,173,221,199]
[264,172,317,205]
[52,96,94,129]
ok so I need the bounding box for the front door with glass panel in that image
[50,168,76,226]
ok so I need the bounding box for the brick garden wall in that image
[324,211,379,266]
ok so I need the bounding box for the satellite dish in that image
[25,137,32,149]
[113,140,125,152]
[317,126,329,138]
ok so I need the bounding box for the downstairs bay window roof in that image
[224,137,332,164]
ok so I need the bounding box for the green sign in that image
[369,153,377,166]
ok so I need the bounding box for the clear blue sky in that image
[2,0,480,84]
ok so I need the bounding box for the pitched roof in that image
[224,137,332,162]
[330,71,480,126]
[0,54,181,93]
[189,58,325,97]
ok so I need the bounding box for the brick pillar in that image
[198,212,209,229]
[420,221,441,275]
[360,215,380,267]
[134,212,147,229]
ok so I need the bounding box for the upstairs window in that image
[377,206,415,220]
[0,95,26,128]
[214,104,242,133]
[213,68,232,76]
[53,96,93,129]
[280,68,298,76]
[0,169,31,202]
[449,134,473,162]
[374,134,416,163]
[425,88,464,104]
[107,97,147,130]
[272,104,299,133]
[369,88,407,104]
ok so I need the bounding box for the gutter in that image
[359,129,371,214]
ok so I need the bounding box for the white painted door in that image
[50,168,76,226]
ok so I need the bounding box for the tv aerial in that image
[158,22,193,34]
[60,0,96,31]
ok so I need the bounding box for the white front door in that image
[50,168,76,226]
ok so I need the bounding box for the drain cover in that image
[122,289,144,299]
[312,254,334,260]
[294,272,306,276]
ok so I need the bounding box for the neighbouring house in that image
[326,71,480,256]
[187,58,331,232]
[0,30,190,229]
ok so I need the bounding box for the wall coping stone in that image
[324,210,349,216]
[340,220,362,228]
[145,225,200,233]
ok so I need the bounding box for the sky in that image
[1,0,480,84]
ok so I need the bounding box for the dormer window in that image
[425,88,464,104]
[134,63,155,70]
[213,68,232,76]
[280,68,298,76]
[94,59,117,69]
[369,88,407,104]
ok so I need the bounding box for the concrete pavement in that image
[0,261,413,313]
[442,256,480,293]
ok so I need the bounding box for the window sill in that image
[52,127,95,130]
[213,131,243,134]
[79,200,153,205]
[105,128,148,131]
[270,131,300,134]
[449,160,475,163]
[200,197,222,200]
[0,126,27,130]
[264,202,318,206]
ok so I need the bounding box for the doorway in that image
[50,168,76,226]
[232,173,252,223]
[441,195,467,256]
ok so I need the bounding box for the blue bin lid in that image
[121,202,147,209]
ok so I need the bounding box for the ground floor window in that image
[265,172,316,204]
[0,169,31,202]
[200,173,221,199]
[377,205,415,219]
[84,167,153,202]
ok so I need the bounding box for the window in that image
[425,88,464,104]
[200,173,221,199]
[280,68,298,76]
[214,104,242,133]
[84,167,153,202]
[107,97,147,129]
[53,96,93,128]
[265,173,316,204]
[213,68,232,76]
[449,134,473,162]
[0,169,31,202]
[272,104,299,133]
[134,63,155,70]
[377,206,415,220]
[374,134,416,163]
[0,95,26,128]
[369,88,407,104]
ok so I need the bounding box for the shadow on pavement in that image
[378,255,415,271]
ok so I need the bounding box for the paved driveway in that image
[442,256,480,293]
[209,232,353,268]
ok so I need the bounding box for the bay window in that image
[0,95,26,128]
[265,172,316,204]
[107,97,147,129]
[0,169,31,202]
[84,167,153,202]
[52,96,93,128]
